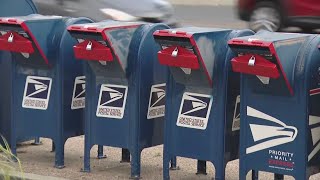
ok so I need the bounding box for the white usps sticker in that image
[22,76,52,110]
[71,76,86,110]
[96,84,128,119]
[232,95,240,131]
[147,83,166,119]
[176,92,212,130]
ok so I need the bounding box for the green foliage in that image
[0,136,23,180]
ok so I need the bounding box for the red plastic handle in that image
[73,40,113,61]
[0,31,34,53]
[231,54,280,78]
[157,46,199,69]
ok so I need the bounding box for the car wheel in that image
[249,2,281,32]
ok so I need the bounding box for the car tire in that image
[249,2,282,32]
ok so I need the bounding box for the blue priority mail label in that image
[96,84,128,119]
[147,83,166,119]
[22,76,52,110]
[71,76,86,109]
[176,92,213,130]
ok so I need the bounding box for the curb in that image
[168,0,235,6]
[1,171,68,180]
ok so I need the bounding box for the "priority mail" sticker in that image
[147,83,166,119]
[71,76,86,109]
[22,76,52,110]
[176,92,212,130]
[96,84,128,119]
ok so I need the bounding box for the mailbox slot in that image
[68,30,114,62]
[73,39,113,61]
[154,35,200,69]
[0,19,51,66]
[229,40,294,95]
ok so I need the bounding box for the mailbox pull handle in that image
[248,56,255,66]
[86,41,92,51]
[8,33,13,43]
[172,47,178,57]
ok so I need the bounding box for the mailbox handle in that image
[157,46,199,69]
[73,40,113,61]
[0,31,34,53]
[231,54,280,78]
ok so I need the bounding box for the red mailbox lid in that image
[157,46,199,69]
[0,17,50,65]
[153,29,213,86]
[231,54,280,79]
[228,38,294,95]
[0,31,34,53]
[73,40,113,61]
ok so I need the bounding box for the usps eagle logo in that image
[96,84,128,119]
[246,106,298,154]
[147,84,166,119]
[71,76,86,109]
[22,76,52,110]
[176,92,212,130]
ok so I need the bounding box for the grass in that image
[0,136,23,180]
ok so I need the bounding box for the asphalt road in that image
[174,4,247,29]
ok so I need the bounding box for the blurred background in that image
[32,0,320,33]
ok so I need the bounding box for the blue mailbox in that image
[153,27,254,180]
[0,0,38,145]
[67,21,172,179]
[0,15,92,168]
[229,31,320,180]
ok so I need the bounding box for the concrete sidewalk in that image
[168,0,235,6]
[15,138,320,180]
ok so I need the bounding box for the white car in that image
[32,0,178,27]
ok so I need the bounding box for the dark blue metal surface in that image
[0,14,93,168]
[229,30,320,180]
[156,27,254,180]
[68,21,170,178]
[0,0,38,146]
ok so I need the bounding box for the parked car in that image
[32,0,178,27]
[237,0,320,32]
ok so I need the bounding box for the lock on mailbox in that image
[229,31,320,180]
[154,27,254,180]
[0,15,93,168]
[68,21,172,179]
[0,0,39,146]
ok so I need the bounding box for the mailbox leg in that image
[196,160,207,175]
[251,170,259,180]
[170,157,179,170]
[121,148,130,163]
[163,155,171,180]
[97,145,106,159]
[81,141,92,173]
[31,137,42,145]
[239,165,249,180]
[130,150,141,179]
[51,141,55,152]
[214,161,226,180]
[10,141,18,162]
[54,139,65,169]
[274,174,284,180]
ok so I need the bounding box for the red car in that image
[238,0,320,32]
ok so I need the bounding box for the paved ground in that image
[15,138,320,180]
